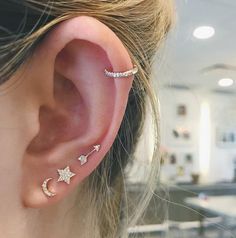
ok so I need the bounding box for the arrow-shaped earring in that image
[77,145,101,166]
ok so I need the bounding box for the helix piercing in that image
[104,65,138,78]
[77,144,101,166]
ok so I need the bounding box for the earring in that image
[42,165,76,197]
[104,65,138,78]
[42,144,101,197]
[77,144,101,165]
[42,178,56,197]
[57,166,76,184]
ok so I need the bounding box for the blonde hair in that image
[0,1,173,237]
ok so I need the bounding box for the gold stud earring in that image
[42,178,56,197]
[57,166,76,184]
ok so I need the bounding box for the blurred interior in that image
[126,0,236,237]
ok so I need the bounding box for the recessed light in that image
[218,78,234,87]
[193,26,215,39]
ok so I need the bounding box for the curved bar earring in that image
[104,65,138,78]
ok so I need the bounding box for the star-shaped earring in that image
[57,166,76,184]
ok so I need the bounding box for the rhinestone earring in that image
[42,165,76,197]
[42,178,56,197]
[104,65,138,78]
[57,166,76,184]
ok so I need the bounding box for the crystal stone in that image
[78,155,87,165]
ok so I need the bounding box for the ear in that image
[21,16,134,208]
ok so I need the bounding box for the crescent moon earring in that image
[42,178,56,197]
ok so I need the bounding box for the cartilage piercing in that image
[78,145,101,165]
[104,65,138,78]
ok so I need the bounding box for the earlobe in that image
[21,16,138,208]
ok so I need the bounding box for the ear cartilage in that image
[104,65,138,78]
[42,178,56,197]
[78,144,101,166]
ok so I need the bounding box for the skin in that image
[0,16,134,238]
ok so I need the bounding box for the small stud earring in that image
[78,144,101,166]
[57,166,76,184]
[42,178,56,197]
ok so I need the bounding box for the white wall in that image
[207,93,236,182]
[159,87,236,184]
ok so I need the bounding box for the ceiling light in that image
[193,26,215,39]
[218,78,234,87]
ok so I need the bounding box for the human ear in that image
[21,16,135,208]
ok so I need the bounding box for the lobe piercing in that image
[104,65,138,78]
[42,178,56,197]
[78,145,101,166]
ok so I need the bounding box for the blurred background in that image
[127,0,236,237]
